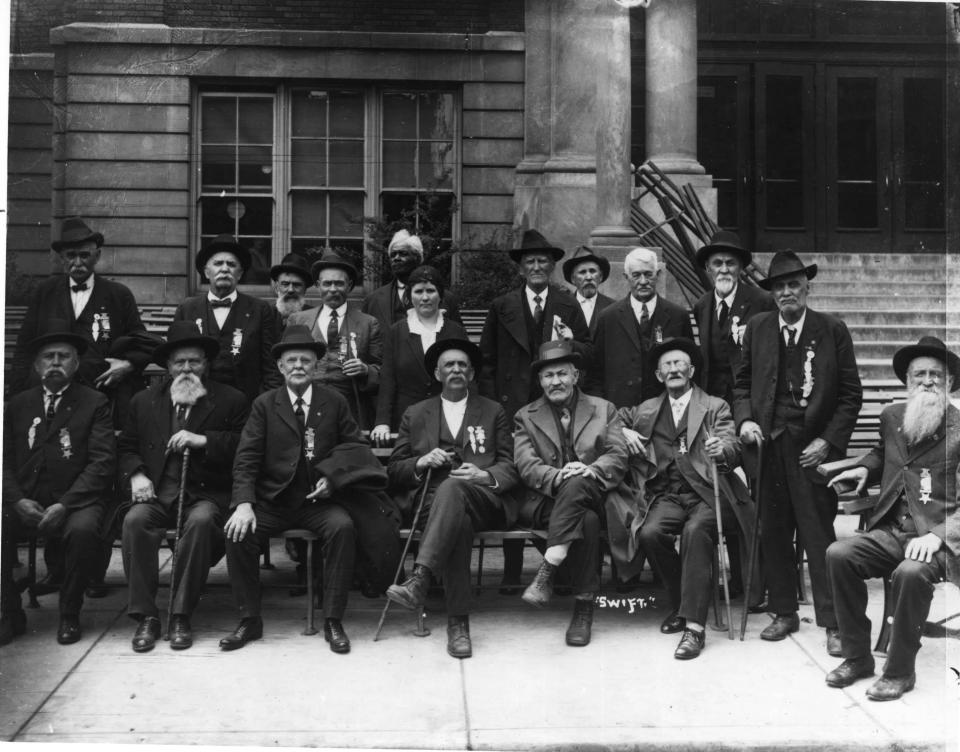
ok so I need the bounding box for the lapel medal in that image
[195,318,203,334]
[92,314,101,342]
[59,428,73,459]
[28,416,40,449]
[467,426,477,453]
[99,310,111,340]
[919,468,932,504]
[800,346,815,407]
[476,426,486,454]
[349,331,359,359]
[304,427,316,460]
[230,328,243,356]
[678,436,687,455]
[654,325,663,345]
[730,315,743,346]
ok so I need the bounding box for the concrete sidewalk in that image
[1,524,959,751]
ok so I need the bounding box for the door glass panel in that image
[902,77,944,230]
[765,75,803,228]
[698,77,739,229]
[836,77,878,229]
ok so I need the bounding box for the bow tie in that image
[210,299,232,308]
[71,283,88,292]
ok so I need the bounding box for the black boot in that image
[522,560,557,608]
[386,565,432,610]
[565,598,594,647]
[447,615,472,659]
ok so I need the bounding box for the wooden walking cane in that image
[740,436,763,641]
[164,447,191,641]
[710,445,735,640]
[373,467,433,641]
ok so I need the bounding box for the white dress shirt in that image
[441,395,468,438]
[778,309,807,345]
[714,288,737,320]
[287,384,313,414]
[317,302,349,343]
[70,274,94,319]
[524,286,549,318]
[630,293,658,324]
[577,293,597,326]
[207,289,238,329]
[669,388,692,429]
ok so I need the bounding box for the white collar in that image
[669,388,693,413]
[208,289,238,305]
[714,286,737,309]
[441,394,468,410]
[406,307,444,335]
[287,384,313,408]
[630,294,657,317]
[525,286,548,307]
[70,273,95,293]
[779,309,807,341]
[323,302,349,318]
[577,292,596,307]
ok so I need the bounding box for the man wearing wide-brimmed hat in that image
[385,338,519,658]
[824,336,960,701]
[269,253,314,325]
[1,320,116,646]
[173,234,283,405]
[733,250,862,652]
[691,230,776,405]
[287,250,383,430]
[361,229,460,329]
[14,217,155,423]
[562,246,614,337]
[117,321,249,653]
[513,340,629,647]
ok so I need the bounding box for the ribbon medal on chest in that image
[98,310,111,340]
[919,468,932,504]
[59,428,73,459]
[730,315,745,347]
[304,427,316,460]
[677,436,688,455]
[654,325,663,345]
[230,328,243,356]
[195,318,203,335]
[349,331,359,360]
[800,343,815,407]
[27,416,41,449]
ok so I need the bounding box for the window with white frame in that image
[196,86,458,288]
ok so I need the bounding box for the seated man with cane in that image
[619,338,758,659]
[823,336,960,700]
[385,338,519,658]
[119,322,248,652]
[222,326,398,654]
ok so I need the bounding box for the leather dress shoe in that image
[565,599,594,647]
[522,561,557,608]
[447,616,472,659]
[323,618,350,654]
[219,617,263,651]
[760,612,800,641]
[674,628,705,660]
[132,616,161,653]
[826,627,842,657]
[825,657,875,688]
[0,610,27,646]
[169,615,193,650]
[386,565,432,610]
[56,614,82,645]
[660,611,686,634]
[866,673,915,701]
[31,574,62,597]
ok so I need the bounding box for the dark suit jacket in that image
[579,292,615,337]
[387,393,521,527]
[361,280,461,331]
[374,316,468,429]
[859,403,960,572]
[3,382,116,511]
[589,294,695,408]
[118,380,249,510]
[174,292,282,405]
[732,308,862,461]
[478,285,592,420]
[692,283,776,403]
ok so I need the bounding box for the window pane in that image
[329,140,364,186]
[292,192,327,236]
[329,192,364,235]
[765,76,804,228]
[698,77,740,230]
[420,141,454,189]
[242,238,272,285]
[292,90,327,138]
[838,184,877,229]
[237,99,273,144]
[291,238,327,257]
[419,92,455,140]
[381,192,416,224]
[237,197,273,236]
[291,140,327,187]
[837,78,877,228]
[200,197,238,235]
[201,145,236,191]
[383,140,417,188]
[383,93,417,138]
[201,98,236,143]
[766,182,803,228]
[237,145,273,191]
[330,91,365,138]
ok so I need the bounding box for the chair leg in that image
[302,539,317,636]
[476,539,485,590]
[873,574,893,653]
[27,539,40,608]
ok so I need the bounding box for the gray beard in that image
[902,388,947,446]
[170,373,207,406]
[714,277,736,297]
[276,296,306,318]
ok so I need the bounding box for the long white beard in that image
[170,373,207,407]
[902,387,947,445]
[714,276,736,298]
[276,295,306,318]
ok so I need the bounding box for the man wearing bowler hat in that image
[733,251,862,653]
[270,253,314,326]
[824,336,960,700]
[118,322,248,652]
[1,320,115,646]
[173,234,283,405]
[287,250,383,430]
[562,246,615,337]
[513,340,629,647]
[691,231,776,406]
[386,338,519,658]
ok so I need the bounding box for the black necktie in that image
[210,298,231,308]
[640,303,650,328]
[718,299,729,327]
[46,393,60,422]
[294,398,306,431]
[560,407,572,435]
[784,326,797,348]
[176,405,187,430]
[533,295,543,325]
[327,309,339,348]
[71,283,88,293]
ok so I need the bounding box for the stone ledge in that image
[10,53,54,70]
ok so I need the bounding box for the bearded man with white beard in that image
[270,253,314,326]
[824,336,960,701]
[118,322,248,653]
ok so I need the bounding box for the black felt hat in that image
[509,229,565,264]
[152,321,220,366]
[24,318,88,357]
[694,230,752,268]
[648,337,703,374]
[270,253,313,287]
[310,250,360,286]
[51,217,104,252]
[892,335,960,385]
[424,337,483,378]
[758,250,817,290]
[270,325,327,359]
[562,246,611,283]
[530,339,582,375]
[195,235,252,281]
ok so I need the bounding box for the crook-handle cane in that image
[164,447,191,641]
[740,436,763,641]
[710,444,735,640]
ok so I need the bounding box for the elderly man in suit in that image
[691,231,776,406]
[221,326,399,653]
[619,338,758,660]
[734,251,862,652]
[1,320,115,646]
[563,246,615,337]
[270,253,314,327]
[174,234,282,405]
[118,322,248,652]
[287,251,382,431]
[589,247,695,408]
[386,338,519,658]
[823,336,960,700]
[362,229,460,329]
[514,340,629,647]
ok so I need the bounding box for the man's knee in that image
[891,557,936,589]
[581,508,600,538]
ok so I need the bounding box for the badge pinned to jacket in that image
[28,416,40,449]
[59,428,73,459]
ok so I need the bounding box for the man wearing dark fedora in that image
[733,250,862,653]
[270,253,314,326]
[287,250,383,430]
[220,326,375,653]
[514,340,629,647]
[691,231,776,406]
[173,234,283,405]
[618,338,759,660]
[118,322,249,652]
[823,336,960,701]
[563,246,615,337]
[386,338,520,658]
[1,320,116,646]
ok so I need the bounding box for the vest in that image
[772,331,806,432]
[707,307,734,399]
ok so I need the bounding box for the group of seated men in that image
[1,218,957,705]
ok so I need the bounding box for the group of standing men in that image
[2,218,957,702]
